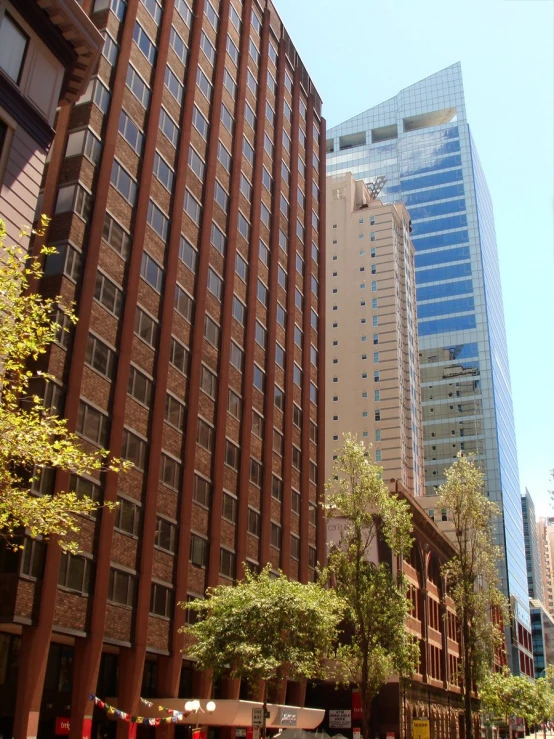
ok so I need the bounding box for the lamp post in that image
[184,700,217,739]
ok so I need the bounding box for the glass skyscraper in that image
[326,63,531,673]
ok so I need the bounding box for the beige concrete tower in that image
[538,517,554,615]
[325,173,424,496]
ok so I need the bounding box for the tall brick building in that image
[0,0,326,736]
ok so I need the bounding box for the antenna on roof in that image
[366,175,387,200]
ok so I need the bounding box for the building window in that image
[77,401,108,446]
[118,111,143,155]
[225,439,240,471]
[250,458,262,487]
[291,535,300,561]
[128,365,153,406]
[190,534,208,568]
[192,105,208,138]
[55,183,93,219]
[170,25,187,63]
[274,385,284,411]
[211,222,226,255]
[253,365,265,392]
[58,552,93,594]
[248,508,261,537]
[147,200,169,239]
[230,342,243,371]
[108,568,135,607]
[169,337,188,375]
[165,393,185,431]
[121,429,147,470]
[197,67,212,101]
[114,495,140,536]
[227,389,241,419]
[204,315,219,347]
[272,475,283,501]
[175,284,193,322]
[160,106,178,146]
[221,491,237,523]
[141,252,163,292]
[233,296,246,325]
[126,65,149,107]
[160,453,181,491]
[103,212,130,257]
[0,13,29,84]
[184,189,202,226]
[252,410,263,439]
[220,548,235,579]
[135,307,158,348]
[255,321,266,348]
[155,517,176,553]
[193,474,211,507]
[197,418,214,452]
[200,30,216,64]
[150,582,173,617]
[270,522,281,550]
[19,537,46,579]
[207,267,223,301]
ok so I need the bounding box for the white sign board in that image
[252,708,264,727]
[329,710,352,729]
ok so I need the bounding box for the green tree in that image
[181,565,344,737]
[480,670,534,724]
[480,668,554,731]
[0,219,128,551]
[324,434,419,739]
[438,453,508,739]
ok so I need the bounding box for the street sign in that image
[329,710,352,729]
[252,708,264,727]
[413,719,430,739]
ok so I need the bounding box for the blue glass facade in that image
[327,63,529,669]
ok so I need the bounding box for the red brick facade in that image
[0,1,325,737]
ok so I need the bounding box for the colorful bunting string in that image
[140,697,186,717]
[89,693,188,725]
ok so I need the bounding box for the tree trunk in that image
[463,618,473,739]
[262,680,267,739]
[362,688,372,739]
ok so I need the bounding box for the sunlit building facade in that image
[326,63,530,673]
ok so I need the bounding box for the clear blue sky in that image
[275,0,554,516]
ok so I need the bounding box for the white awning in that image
[106,699,325,730]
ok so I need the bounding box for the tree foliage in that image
[324,434,419,739]
[0,219,129,551]
[181,564,344,688]
[480,668,554,726]
[438,453,508,739]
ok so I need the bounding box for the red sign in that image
[192,729,207,739]
[83,718,92,739]
[247,729,254,739]
[55,718,70,735]
[352,689,363,721]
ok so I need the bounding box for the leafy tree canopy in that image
[324,434,419,739]
[181,564,344,686]
[438,453,508,739]
[0,219,129,551]
[481,668,554,725]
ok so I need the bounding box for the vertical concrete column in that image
[115,646,147,739]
